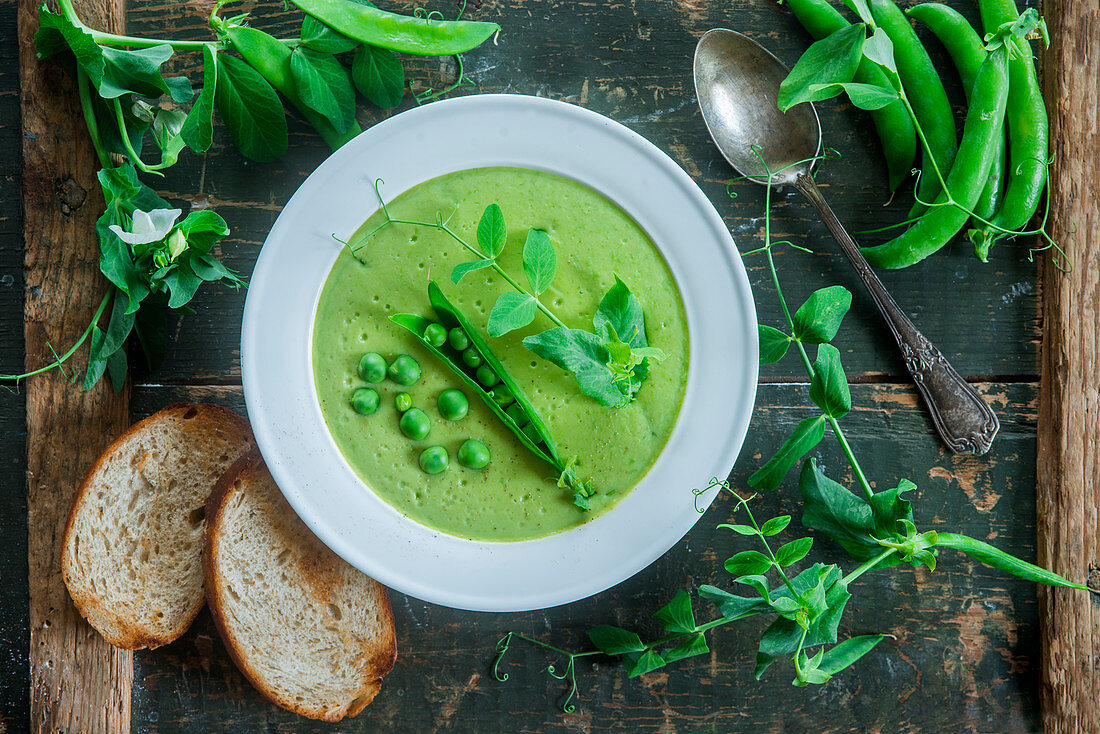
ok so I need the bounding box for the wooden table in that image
[4,0,1097,731]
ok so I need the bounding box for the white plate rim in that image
[241,94,758,612]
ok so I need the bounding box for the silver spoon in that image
[693,28,998,455]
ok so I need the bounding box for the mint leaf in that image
[486,292,537,337]
[748,415,826,491]
[759,324,791,364]
[792,286,852,344]
[290,47,356,134]
[809,344,851,418]
[653,590,696,633]
[588,625,644,655]
[477,203,507,258]
[522,229,556,295]
[778,24,866,111]
[352,45,405,109]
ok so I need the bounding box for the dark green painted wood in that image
[129,382,1043,733]
[118,0,1042,386]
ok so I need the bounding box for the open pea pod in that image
[393,282,589,500]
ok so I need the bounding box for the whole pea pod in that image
[783,0,916,192]
[906,3,1005,258]
[861,46,1009,269]
[291,0,500,56]
[226,26,361,150]
[970,0,1049,259]
[868,0,957,215]
[935,533,1090,591]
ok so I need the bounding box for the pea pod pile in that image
[781,0,1051,268]
[393,282,596,510]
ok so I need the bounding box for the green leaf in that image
[352,45,405,109]
[724,550,773,577]
[806,81,899,110]
[861,26,896,74]
[653,590,696,633]
[164,259,202,309]
[175,210,229,254]
[759,324,791,364]
[523,328,622,407]
[593,276,647,348]
[697,585,771,620]
[817,635,884,675]
[774,537,813,567]
[717,523,759,536]
[840,0,873,24]
[755,564,850,678]
[734,574,771,602]
[100,44,194,102]
[778,24,866,111]
[82,325,108,390]
[214,53,288,162]
[792,286,852,344]
[769,596,800,615]
[290,47,356,134]
[181,45,218,153]
[522,229,556,296]
[106,346,127,394]
[809,344,851,418]
[190,252,234,282]
[798,459,911,566]
[626,649,666,678]
[486,292,538,337]
[450,258,494,284]
[661,633,709,664]
[477,203,507,258]
[760,515,791,536]
[134,300,168,369]
[300,15,359,53]
[747,415,826,491]
[588,625,645,655]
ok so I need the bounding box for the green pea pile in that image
[347,348,491,475]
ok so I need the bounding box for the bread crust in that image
[204,453,397,722]
[61,403,254,649]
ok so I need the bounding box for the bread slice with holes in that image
[204,453,397,722]
[62,403,255,649]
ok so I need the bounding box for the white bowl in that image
[242,94,757,612]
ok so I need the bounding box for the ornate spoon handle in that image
[793,173,999,455]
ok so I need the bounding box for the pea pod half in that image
[935,533,1088,591]
[861,46,1010,269]
[784,0,916,193]
[868,0,957,216]
[907,3,1006,258]
[291,0,500,56]
[392,282,595,508]
[970,0,1049,259]
[226,26,361,150]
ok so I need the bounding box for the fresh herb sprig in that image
[355,183,665,407]
[6,0,498,391]
[493,151,1095,711]
[779,2,1067,268]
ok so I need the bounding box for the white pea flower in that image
[108,208,182,246]
[166,228,188,261]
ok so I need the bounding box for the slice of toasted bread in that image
[204,453,397,722]
[62,403,256,649]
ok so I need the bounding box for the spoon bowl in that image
[693,28,820,186]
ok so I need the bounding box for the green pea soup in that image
[312,167,689,541]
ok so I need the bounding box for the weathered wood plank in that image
[128,382,1043,733]
[120,0,1042,386]
[20,0,132,731]
[1036,1,1100,732]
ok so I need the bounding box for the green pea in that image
[349,387,380,415]
[437,389,469,421]
[357,352,387,383]
[457,439,491,470]
[388,354,421,386]
[423,322,447,347]
[418,446,449,475]
[491,384,514,407]
[462,347,482,368]
[475,364,499,387]
[399,408,431,440]
[521,422,542,444]
[394,392,413,413]
[448,327,470,351]
[505,403,528,427]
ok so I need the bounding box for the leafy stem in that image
[76,67,109,169]
[0,290,111,385]
[58,0,220,51]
